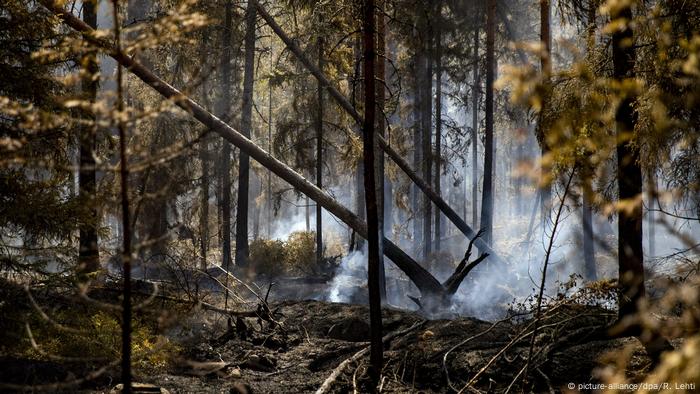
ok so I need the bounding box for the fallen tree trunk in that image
[38,1,443,298]
[253,0,505,265]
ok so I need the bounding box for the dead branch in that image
[315,321,426,394]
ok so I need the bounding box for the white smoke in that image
[327,248,367,303]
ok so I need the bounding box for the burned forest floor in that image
[0,278,678,393]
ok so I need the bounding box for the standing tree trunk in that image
[612,3,644,319]
[78,0,100,275]
[362,0,383,381]
[479,0,496,245]
[422,26,433,260]
[582,1,597,281]
[434,25,443,252]
[316,38,324,264]
[376,2,387,302]
[112,0,132,390]
[236,0,257,268]
[220,1,233,272]
[412,51,422,255]
[471,19,480,230]
[267,48,273,239]
[539,0,552,228]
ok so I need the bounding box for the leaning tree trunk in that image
[479,0,496,245]
[612,3,645,319]
[235,0,257,268]
[362,0,383,380]
[78,0,100,275]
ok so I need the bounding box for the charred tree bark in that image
[434,26,443,252]
[316,38,324,265]
[362,0,383,379]
[422,27,433,260]
[612,3,645,319]
[376,2,387,302]
[220,1,233,272]
[236,0,256,268]
[78,0,100,275]
[539,0,552,228]
[479,0,496,245]
[471,18,480,230]
[412,53,423,254]
[582,3,597,281]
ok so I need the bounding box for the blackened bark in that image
[612,4,644,319]
[422,30,433,259]
[362,0,383,380]
[78,0,100,275]
[539,0,552,227]
[479,0,495,245]
[236,0,256,268]
[112,1,132,391]
[316,38,324,265]
[471,20,479,229]
[376,3,387,302]
[220,1,233,272]
[434,26,442,252]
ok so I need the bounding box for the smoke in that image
[327,248,367,303]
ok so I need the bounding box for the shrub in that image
[249,238,286,276]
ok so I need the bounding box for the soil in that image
[0,279,663,393]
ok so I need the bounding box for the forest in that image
[1,0,699,392]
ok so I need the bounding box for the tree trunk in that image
[376,3,387,302]
[471,20,480,230]
[539,0,552,228]
[235,0,256,268]
[412,54,422,254]
[422,30,433,260]
[362,0,383,380]
[316,38,324,264]
[434,26,443,252]
[582,1,597,281]
[612,3,644,319]
[112,1,132,390]
[220,1,233,272]
[479,0,495,245]
[267,45,273,239]
[78,0,100,275]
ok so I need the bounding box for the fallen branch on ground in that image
[315,321,426,394]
